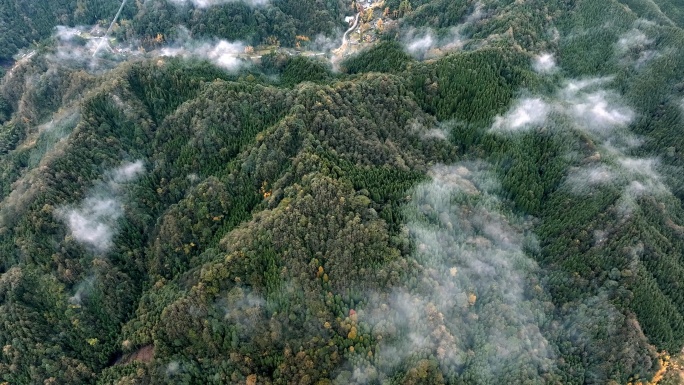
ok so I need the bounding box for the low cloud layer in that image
[403,29,466,59]
[49,25,142,72]
[58,160,144,252]
[64,197,122,251]
[55,26,83,41]
[491,77,633,134]
[568,90,633,131]
[161,40,247,70]
[565,165,615,194]
[402,2,484,58]
[406,33,436,57]
[492,98,550,132]
[349,163,554,383]
[616,27,659,69]
[564,155,667,199]
[168,0,269,8]
[617,29,652,54]
[112,160,144,183]
[491,73,673,215]
[533,53,556,73]
[409,119,450,140]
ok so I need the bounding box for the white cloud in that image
[402,3,484,57]
[569,91,634,131]
[55,26,82,41]
[409,119,449,141]
[565,165,616,194]
[58,160,144,253]
[617,157,659,177]
[207,41,245,69]
[406,33,435,57]
[533,53,556,73]
[161,40,247,71]
[561,77,611,96]
[616,28,659,69]
[355,164,554,383]
[64,197,121,251]
[492,98,550,132]
[112,160,145,183]
[617,29,652,54]
[492,78,633,134]
[168,0,269,8]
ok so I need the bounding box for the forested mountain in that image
[3,0,684,384]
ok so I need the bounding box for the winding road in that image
[341,13,361,48]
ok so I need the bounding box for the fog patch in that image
[409,119,449,141]
[55,26,83,41]
[68,274,96,305]
[312,33,345,53]
[617,29,652,54]
[563,291,656,382]
[405,33,436,58]
[166,361,181,376]
[112,160,144,183]
[565,154,667,198]
[161,39,247,71]
[564,165,616,194]
[491,98,550,132]
[63,197,122,251]
[18,108,81,168]
[465,1,485,23]
[349,163,555,383]
[549,27,560,43]
[49,25,143,72]
[614,175,670,222]
[616,28,658,69]
[618,157,658,178]
[168,0,269,8]
[221,287,266,334]
[492,77,633,135]
[422,128,448,140]
[614,157,665,197]
[401,2,484,58]
[57,160,145,253]
[533,53,556,73]
[561,77,613,95]
[568,90,633,132]
[402,29,465,59]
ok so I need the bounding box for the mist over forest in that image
[2,0,684,384]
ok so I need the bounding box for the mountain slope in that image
[3,0,684,384]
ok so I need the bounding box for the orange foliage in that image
[467,293,477,306]
[260,181,272,199]
[629,352,677,385]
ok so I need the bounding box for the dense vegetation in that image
[3,0,684,384]
[0,0,348,63]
